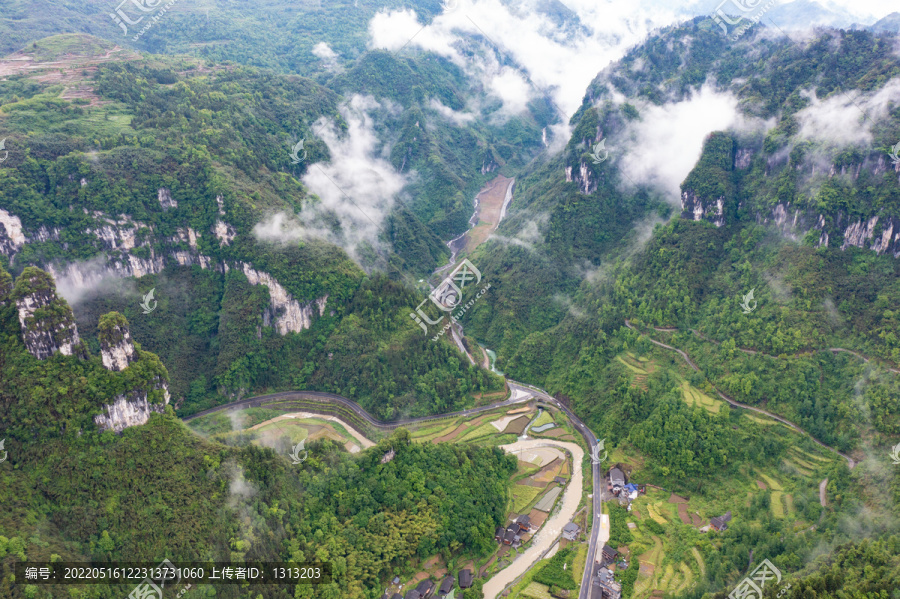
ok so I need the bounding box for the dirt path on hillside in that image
[624,320,856,468]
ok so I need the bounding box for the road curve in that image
[624,320,856,468]
[182,382,603,599]
[181,387,527,430]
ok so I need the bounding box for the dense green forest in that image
[0,37,505,417]
[0,274,516,597]
[2,5,900,599]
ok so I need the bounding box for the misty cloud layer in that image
[253,95,407,265]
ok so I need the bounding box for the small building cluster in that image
[494,514,532,548]
[382,569,472,599]
[607,466,645,507]
[562,522,581,541]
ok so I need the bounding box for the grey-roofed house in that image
[439,576,454,597]
[404,591,422,599]
[609,467,626,491]
[391,594,403,599]
[562,522,581,541]
[514,514,531,532]
[494,526,504,542]
[602,544,618,565]
[459,569,473,589]
[594,566,622,599]
[710,511,732,532]
[503,528,517,545]
[416,579,435,598]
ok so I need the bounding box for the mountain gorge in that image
[1,2,900,599]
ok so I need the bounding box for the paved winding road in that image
[182,382,604,599]
[506,381,604,599]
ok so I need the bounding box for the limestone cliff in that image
[97,311,137,372]
[93,378,170,433]
[11,267,86,360]
[239,263,328,335]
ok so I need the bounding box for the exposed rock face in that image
[0,208,25,256]
[158,188,178,210]
[841,216,880,251]
[759,203,900,256]
[11,267,85,360]
[174,227,199,249]
[681,191,725,227]
[97,312,137,372]
[213,220,236,245]
[93,380,170,433]
[240,263,328,334]
[735,148,754,170]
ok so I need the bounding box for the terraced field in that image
[617,354,650,390]
[771,491,785,518]
[511,484,545,513]
[680,381,722,414]
[647,503,668,525]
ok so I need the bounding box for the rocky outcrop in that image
[213,220,235,245]
[97,312,136,372]
[759,203,900,256]
[841,216,880,251]
[93,379,170,433]
[0,208,25,256]
[173,227,199,249]
[158,188,177,210]
[681,191,725,227]
[735,148,754,170]
[240,263,328,335]
[11,267,86,360]
[2,203,325,336]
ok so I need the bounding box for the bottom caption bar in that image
[16,562,332,585]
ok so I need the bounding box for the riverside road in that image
[182,380,606,599]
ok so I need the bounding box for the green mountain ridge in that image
[1,8,900,599]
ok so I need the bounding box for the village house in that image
[494,526,504,542]
[609,467,626,494]
[562,522,581,541]
[458,570,473,589]
[415,579,435,598]
[438,576,455,597]
[601,544,618,565]
[594,566,622,599]
[710,511,732,532]
[514,514,532,533]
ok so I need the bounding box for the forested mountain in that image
[1,2,900,599]
[465,20,900,449]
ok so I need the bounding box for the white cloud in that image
[367,0,695,125]
[252,212,308,244]
[619,85,774,202]
[487,67,532,117]
[312,42,341,72]
[428,98,476,125]
[48,257,136,307]
[794,78,900,146]
[297,95,408,263]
